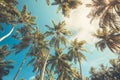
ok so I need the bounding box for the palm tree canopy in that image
[87,0,120,31]
[44,20,71,48]
[0,45,14,79]
[89,56,120,80]
[94,29,120,54]
[0,0,20,25]
[51,0,82,17]
[47,48,80,80]
[68,39,87,63]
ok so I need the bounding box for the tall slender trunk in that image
[78,59,83,80]
[13,53,28,80]
[0,26,14,42]
[40,52,50,80]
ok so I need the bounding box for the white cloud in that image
[63,0,99,43]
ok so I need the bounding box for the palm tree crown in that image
[0,45,14,80]
[47,48,80,80]
[51,0,82,17]
[87,0,120,31]
[94,29,120,54]
[45,20,71,48]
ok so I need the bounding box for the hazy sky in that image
[1,0,119,80]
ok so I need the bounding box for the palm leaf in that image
[46,0,50,6]
[44,31,54,37]
[60,36,67,46]
[61,29,71,35]
[0,24,4,31]
[27,58,35,66]
[51,20,56,28]
[56,5,62,13]
[45,25,54,30]
[95,40,106,51]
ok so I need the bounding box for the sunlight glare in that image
[63,0,99,43]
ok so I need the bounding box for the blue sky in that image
[0,0,119,80]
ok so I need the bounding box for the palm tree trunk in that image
[0,26,14,42]
[13,53,28,80]
[40,52,50,80]
[78,59,83,80]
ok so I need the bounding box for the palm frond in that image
[46,0,50,6]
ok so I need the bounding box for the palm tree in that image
[28,44,49,80]
[87,0,120,31]
[68,39,87,80]
[44,20,71,48]
[109,57,120,79]
[89,67,99,80]
[51,0,82,17]
[13,26,47,80]
[0,3,36,42]
[26,28,49,80]
[47,48,80,80]
[0,45,14,80]
[93,29,120,54]
[34,20,71,80]
[89,58,120,80]
[0,0,20,42]
[18,5,36,25]
[12,5,37,80]
[13,37,32,80]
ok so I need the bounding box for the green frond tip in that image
[46,0,50,6]
[51,20,56,28]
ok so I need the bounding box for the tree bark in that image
[40,52,50,80]
[78,59,83,80]
[0,26,14,42]
[13,53,28,80]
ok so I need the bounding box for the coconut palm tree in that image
[26,28,50,80]
[68,39,87,80]
[18,5,36,25]
[0,45,14,80]
[109,57,120,79]
[0,0,21,42]
[13,26,46,80]
[12,4,37,80]
[44,19,72,79]
[87,0,120,31]
[93,29,120,54]
[89,67,99,80]
[31,44,49,80]
[51,0,82,17]
[47,48,80,80]
[0,0,20,24]
[89,58,120,80]
[44,20,71,48]
[0,3,36,42]
[13,37,32,80]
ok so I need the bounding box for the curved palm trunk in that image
[78,59,83,80]
[40,52,50,80]
[0,26,14,42]
[13,53,28,80]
